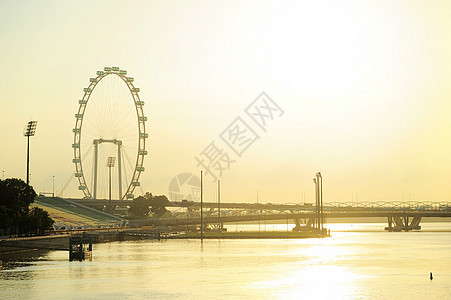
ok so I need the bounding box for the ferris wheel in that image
[72,67,148,200]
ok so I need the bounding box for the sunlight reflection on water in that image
[1,223,450,299]
[252,264,367,299]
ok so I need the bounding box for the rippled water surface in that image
[1,223,451,299]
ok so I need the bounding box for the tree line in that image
[129,192,170,218]
[0,178,54,236]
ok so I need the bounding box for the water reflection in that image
[1,223,450,299]
[253,265,364,299]
[249,235,367,299]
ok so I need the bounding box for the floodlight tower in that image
[313,178,318,230]
[23,121,37,186]
[107,157,116,214]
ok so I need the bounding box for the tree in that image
[149,195,169,217]
[30,207,54,235]
[0,178,36,235]
[0,178,36,213]
[0,207,9,235]
[129,195,151,217]
[0,178,53,236]
[129,193,170,218]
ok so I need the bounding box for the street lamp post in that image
[314,172,324,234]
[23,121,37,186]
[313,178,318,231]
[218,180,221,233]
[107,157,116,214]
[318,172,324,232]
[200,170,203,241]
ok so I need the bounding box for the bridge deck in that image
[133,210,451,227]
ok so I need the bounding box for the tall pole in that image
[107,157,115,214]
[109,165,112,212]
[24,120,37,186]
[257,190,260,233]
[320,173,324,232]
[200,170,203,241]
[53,175,55,197]
[316,173,320,232]
[117,141,122,200]
[218,180,221,233]
[26,135,30,185]
[93,140,99,199]
[313,178,318,231]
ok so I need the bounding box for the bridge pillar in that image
[387,216,393,231]
[292,218,314,232]
[385,215,422,232]
[411,216,422,227]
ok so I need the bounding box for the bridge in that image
[32,196,451,232]
[116,200,451,232]
[69,198,451,211]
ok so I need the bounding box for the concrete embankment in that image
[0,229,162,257]
[0,235,70,256]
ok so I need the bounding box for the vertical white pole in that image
[200,170,203,241]
[93,140,98,200]
[118,141,122,199]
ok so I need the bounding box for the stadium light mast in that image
[23,121,37,186]
[107,157,116,214]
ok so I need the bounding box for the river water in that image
[1,222,451,299]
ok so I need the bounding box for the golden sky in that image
[1,0,450,203]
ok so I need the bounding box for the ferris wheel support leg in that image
[118,142,122,200]
[93,140,99,200]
